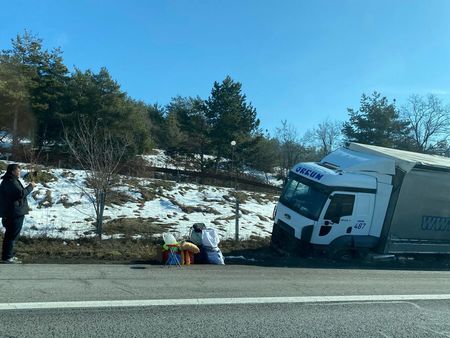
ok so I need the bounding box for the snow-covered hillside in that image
[1,164,279,242]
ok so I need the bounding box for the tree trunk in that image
[96,191,106,239]
[12,109,19,157]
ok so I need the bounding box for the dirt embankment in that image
[7,235,450,270]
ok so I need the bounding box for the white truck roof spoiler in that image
[347,143,450,173]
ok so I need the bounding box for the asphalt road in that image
[2,300,450,338]
[1,264,450,337]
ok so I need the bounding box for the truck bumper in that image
[271,221,313,254]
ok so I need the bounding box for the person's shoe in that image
[2,257,22,264]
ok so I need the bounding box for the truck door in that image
[351,193,374,239]
[311,192,374,246]
[310,193,355,245]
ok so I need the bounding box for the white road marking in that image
[1,294,450,311]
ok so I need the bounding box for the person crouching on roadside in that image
[0,164,36,264]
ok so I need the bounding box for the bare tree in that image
[304,118,343,156]
[64,118,129,238]
[22,144,44,179]
[401,94,450,152]
[275,120,304,177]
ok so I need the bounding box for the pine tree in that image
[165,110,187,156]
[5,31,69,148]
[146,103,166,148]
[166,96,211,172]
[342,92,411,148]
[206,76,260,170]
[66,68,152,157]
[0,56,34,149]
[244,133,279,174]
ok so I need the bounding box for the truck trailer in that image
[271,142,450,255]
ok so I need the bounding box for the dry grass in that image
[0,233,271,264]
[257,214,269,222]
[239,208,251,215]
[122,178,175,202]
[138,187,158,201]
[24,170,57,184]
[60,170,75,178]
[167,197,221,215]
[214,215,236,222]
[102,217,175,238]
[105,190,135,206]
[228,191,250,203]
[56,195,82,208]
[13,236,162,264]
[149,179,176,191]
[252,192,279,204]
[219,237,271,253]
[37,190,53,208]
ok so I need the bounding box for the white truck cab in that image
[272,143,396,253]
[272,142,450,255]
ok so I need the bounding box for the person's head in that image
[6,164,20,178]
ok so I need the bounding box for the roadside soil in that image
[3,234,450,270]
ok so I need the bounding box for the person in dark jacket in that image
[0,164,35,263]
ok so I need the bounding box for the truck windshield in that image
[279,174,329,220]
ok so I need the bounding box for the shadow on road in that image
[222,245,450,271]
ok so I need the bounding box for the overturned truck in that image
[271,142,450,255]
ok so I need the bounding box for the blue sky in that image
[2,0,450,135]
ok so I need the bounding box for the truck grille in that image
[271,220,297,252]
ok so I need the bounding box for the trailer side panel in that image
[385,168,450,253]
